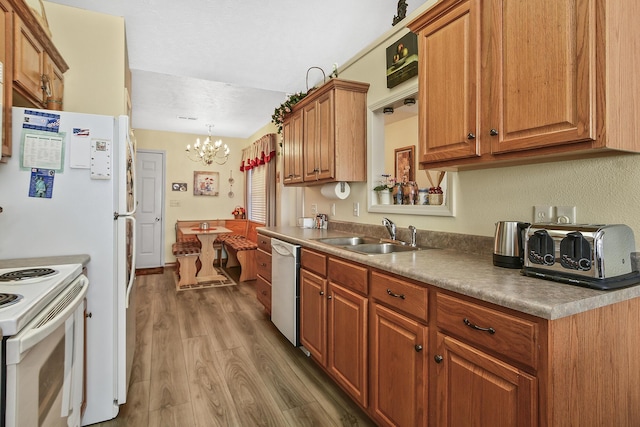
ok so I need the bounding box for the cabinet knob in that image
[327,295,332,300]
[319,291,324,296]
[434,354,443,363]
[489,128,499,136]
[415,344,423,352]
[467,132,476,140]
[260,263,267,267]
[85,312,93,318]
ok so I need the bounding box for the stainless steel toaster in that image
[522,223,640,290]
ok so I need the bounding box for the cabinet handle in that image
[327,295,332,300]
[489,128,499,136]
[434,354,443,363]
[287,174,294,178]
[260,263,267,267]
[261,290,268,296]
[463,317,496,335]
[467,132,476,140]
[415,344,423,352]
[319,291,324,296]
[386,289,405,299]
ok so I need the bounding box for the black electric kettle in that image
[493,221,530,269]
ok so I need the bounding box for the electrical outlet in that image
[556,206,576,224]
[533,205,553,223]
[311,204,317,214]
[353,202,360,217]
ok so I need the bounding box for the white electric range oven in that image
[0,264,87,427]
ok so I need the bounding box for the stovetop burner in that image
[0,267,57,282]
[0,293,22,308]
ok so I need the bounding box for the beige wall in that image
[300,1,640,244]
[44,2,128,117]
[135,129,250,263]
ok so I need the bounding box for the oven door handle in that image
[18,275,89,355]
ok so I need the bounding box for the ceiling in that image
[44,0,428,139]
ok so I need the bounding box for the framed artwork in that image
[395,145,415,183]
[386,32,418,88]
[172,182,187,191]
[193,171,219,196]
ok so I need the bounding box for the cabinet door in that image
[487,0,595,153]
[314,90,334,181]
[302,100,319,181]
[299,268,327,364]
[370,303,428,427]
[13,15,44,106]
[327,283,367,407]
[43,53,64,108]
[282,110,303,184]
[418,0,480,162]
[0,0,11,158]
[434,333,537,427]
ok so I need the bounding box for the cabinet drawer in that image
[328,257,368,294]
[256,275,271,313]
[436,293,538,369]
[301,248,327,277]
[256,249,272,282]
[370,271,428,322]
[257,234,271,253]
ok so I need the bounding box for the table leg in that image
[196,233,227,282]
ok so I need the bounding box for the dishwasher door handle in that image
[272,243,293,257]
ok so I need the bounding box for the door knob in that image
[155,217,161,222]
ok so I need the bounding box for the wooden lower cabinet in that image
[370,302,428,427]
[434,332,537,427]
[327,282,367,407]
[299,268,327,365]
[300,254,369,408]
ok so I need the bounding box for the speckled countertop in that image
[259,227,640,320]
[0,254,90,268]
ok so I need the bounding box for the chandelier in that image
[185,125,230,165]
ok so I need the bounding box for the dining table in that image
[179,225,231,282]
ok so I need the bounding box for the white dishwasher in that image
[270,238,301,346]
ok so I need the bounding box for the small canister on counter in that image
[418,188,428,205]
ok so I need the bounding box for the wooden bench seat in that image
[172,241,201,288]
[222,236,258,282]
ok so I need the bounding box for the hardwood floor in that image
[91,267,375,427]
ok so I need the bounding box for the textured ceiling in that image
[44,0,427,138]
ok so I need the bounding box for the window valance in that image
[240,133,277,172]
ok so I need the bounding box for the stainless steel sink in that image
[346,243,421,255]
[313,236,428,255]
[313,236,378,246]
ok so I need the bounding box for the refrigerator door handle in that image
[125,132,137,216]
[125,215,136,308]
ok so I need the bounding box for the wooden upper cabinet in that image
[303,89,335,182]
[0,0,12,159]
[486,0,595,154]
[13,14,44,105]
[43,53,64,108]
[282,109,303,184]
[417,0,480,163]
[282,79,369,186]
[409,0,638,170]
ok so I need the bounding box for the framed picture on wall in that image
[395,145,415,183]
[193,171,219,196]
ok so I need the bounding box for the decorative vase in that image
[234,214,245,219]
[377,189,392,205]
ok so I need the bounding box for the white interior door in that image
[135,150,165,268]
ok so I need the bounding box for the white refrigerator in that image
[0,106,137,425]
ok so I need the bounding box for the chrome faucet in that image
[382,217,396,241]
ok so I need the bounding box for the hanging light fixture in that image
[185,125,230,165]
